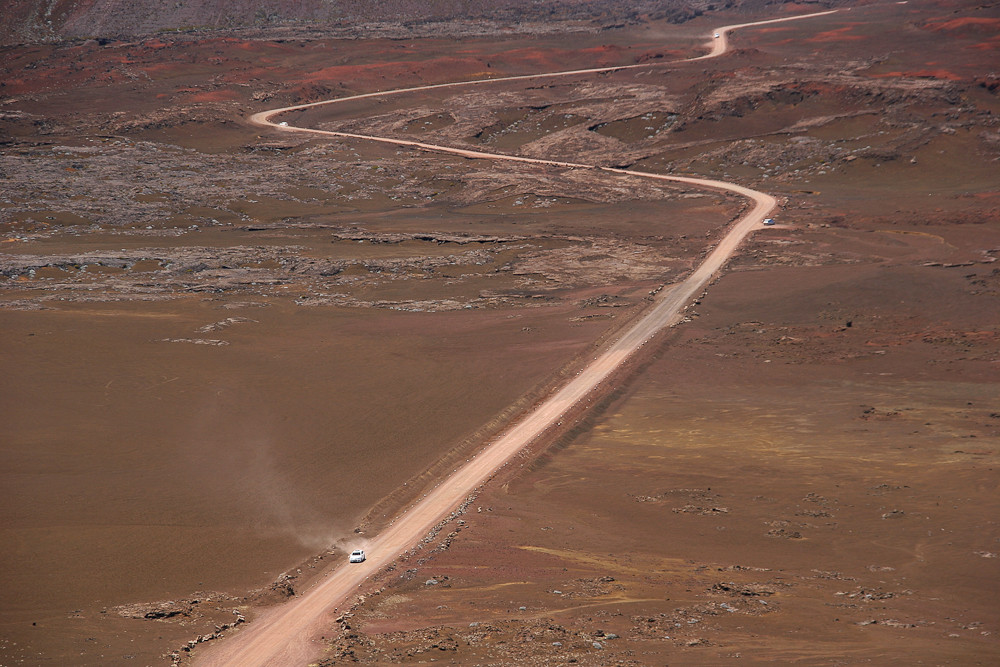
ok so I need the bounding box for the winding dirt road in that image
[197,10,836,667]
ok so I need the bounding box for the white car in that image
[714,33,720,38]
[763,218,775,225]
[349,549,366,563]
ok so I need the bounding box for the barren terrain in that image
[2,0,998,665]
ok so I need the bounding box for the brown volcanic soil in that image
[1,7,734,667]
[293,2,999,667]
[2,0,998,665]
[340,254,1000,665]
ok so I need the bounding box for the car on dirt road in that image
[349,549,366,563]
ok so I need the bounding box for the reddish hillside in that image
[0,0,720,44]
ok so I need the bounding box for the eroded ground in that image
[1,0,998,665]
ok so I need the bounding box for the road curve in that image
[197,10,835,667]
[690,10,838,61]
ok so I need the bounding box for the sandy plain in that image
[1,0,999,665]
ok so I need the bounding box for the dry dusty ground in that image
[1,0,999,665]
[1,8,731,666]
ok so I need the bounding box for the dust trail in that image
[242,439,344,552]
[184,395,348,552]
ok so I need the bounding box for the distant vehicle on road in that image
[714,33,721,38]
[763,218,775,225]
[349,550,366,563]
[278,121,289,127]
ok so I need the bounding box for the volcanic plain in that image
[1,0,998,665]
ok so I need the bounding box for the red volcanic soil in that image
[925,16,1000,32]
[868,69,964,81]
[924,15,1000,56]
[804,25,866,43]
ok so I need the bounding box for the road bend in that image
[197,9,834,667]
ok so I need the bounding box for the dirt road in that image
[691,10,838,61]
[197,10,834,667]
